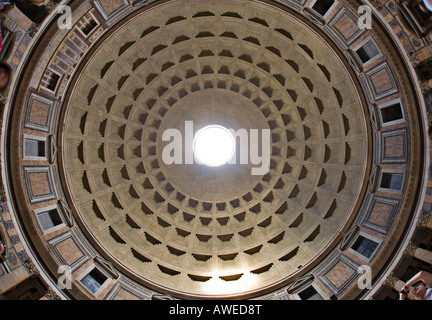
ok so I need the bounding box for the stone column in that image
[404,241,432,264]
[383,272,415,300]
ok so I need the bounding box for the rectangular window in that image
[380,172,404,191]
[380,102,404,124]
[355,40,380,64]
[77,12,99,37]
[311,0,336,16]
[41,69,61,92]
[46,73,60,91]
[298,286,324,300]
[352,236,378,259]
[81,267,108,294]
[37,209,63,231]
[81,19,98,36]
[24,139,46,158]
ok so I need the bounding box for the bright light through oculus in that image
[193,125,235,167]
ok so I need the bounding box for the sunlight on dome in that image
[193,125,235,167]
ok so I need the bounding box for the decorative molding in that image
[359,195,399,235]
[403,240,418,258]
[3,0,426,301]
[368,103,378,131]
[274,0,308,11]
[396,1,426,37]
[0,181,6,202]
[23,166,58,204]
[326,7,366,49]
[48,135,57,165]
[346,49,363,73]
[151,293,176,300]
[24,259,39,276]
[369,0,383,11]
[48,229,93,272]
[92,0,132,26]
[131,0,155,8]
[368,164,379,193]
[286,274,315,293]
[339,225,359,250]
[417,210,431,228]
[420,81,431,94]
[44,287,61,300]
[315,252,360,295]
[408,52,420,68]
[376,128,408,164]
[23,90,59,133]
[361,62,399,101]
[383,271,398,289]
[28,23,40,38]
[58,199,74,227]
[105,276,154,300]
[303,7,325,26]
[0,226,7,261]
[0,91,9,104]
[94,256,119,279]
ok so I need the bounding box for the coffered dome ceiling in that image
[62,0,369,297]
[4,0,427,300]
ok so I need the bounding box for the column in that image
[404,241,432,264]
[383,272,415,300]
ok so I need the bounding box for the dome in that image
[60,0,370,297]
